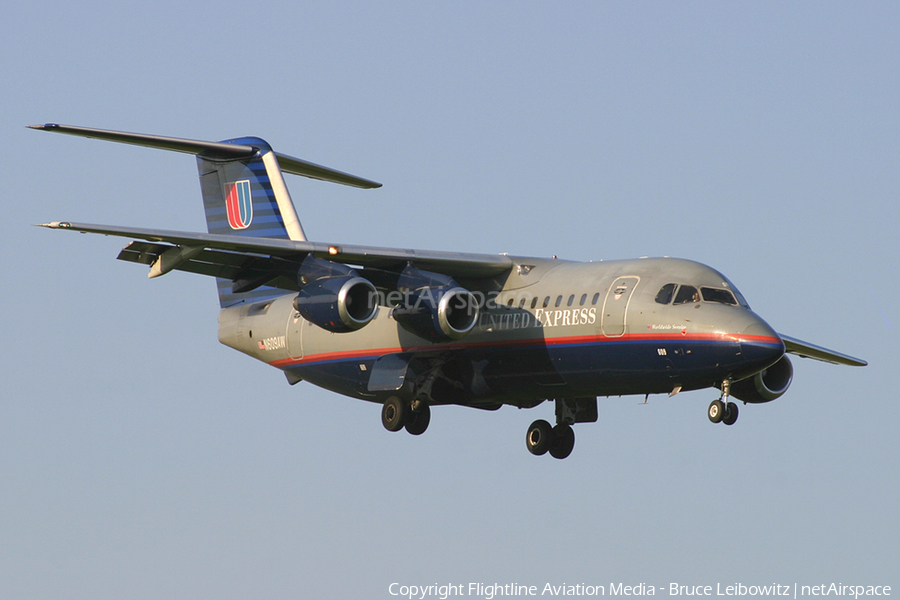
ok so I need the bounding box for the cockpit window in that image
[701,287,738,305]
[673,285,700,305]
[655,283,677,305]
[721,277,750,308]
[656,279,749,308]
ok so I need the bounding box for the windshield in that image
[701,287,738,305]
[673,285,699,305]
[654,281,750,309]
[720,275,750,308]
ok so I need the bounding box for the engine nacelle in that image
[293,275,378,333]
[392,285,479,342]
[730,355,793,404]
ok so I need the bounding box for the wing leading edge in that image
[780,334,867,367]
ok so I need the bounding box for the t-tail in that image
[198,136,306,242]
[29,124,381,307]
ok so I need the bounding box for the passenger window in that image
[567,295,575,307]
[507,298,514,307]
[673,285,699,305]
[701,287,737,305]
[531,297,538,309]
[555,295,563,307]
[591,292,600,305]
[519,297,527,308]
[543,296,550,308]
[655,283,677,305]
[580,293,587,306]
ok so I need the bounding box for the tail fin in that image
[29,124,382,307]
[197,136,307,241]
[195,138,309,306]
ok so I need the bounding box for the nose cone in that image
[740,317,785,375]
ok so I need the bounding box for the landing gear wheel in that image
[708,399,725,424]
[526,419,553,456]
[405,404,431,436]
[722,401,739,426]
[548,424,575,460]
[381,396,407,432]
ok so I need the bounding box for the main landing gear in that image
[525,420,575,459]
[381,396,431,436]
[525,398,596,460]
[381,396,593,460]
[708,380,739,426]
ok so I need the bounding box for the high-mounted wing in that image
[38,221,516,284]
[780,333,868,367]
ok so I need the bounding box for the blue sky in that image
[1,2,897,598]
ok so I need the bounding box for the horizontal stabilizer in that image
[28,123,382,188]
[780,334,867,367]
[276,152,382,188]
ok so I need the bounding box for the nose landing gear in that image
[708,380,739,426]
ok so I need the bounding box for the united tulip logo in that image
[225,180,252,229]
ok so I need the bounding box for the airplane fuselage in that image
[218,256,784,409]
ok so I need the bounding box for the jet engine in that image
[293,255,378,333]
[730,355,793,403]
[391,265,479,342]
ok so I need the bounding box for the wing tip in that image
[35,221,71,229]
[780,333,868,367]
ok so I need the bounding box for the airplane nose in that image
[740,318,785,373]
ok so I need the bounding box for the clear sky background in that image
[1,2,897,599]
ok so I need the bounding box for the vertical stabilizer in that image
[197,137,306,241]
[196,137,308,307]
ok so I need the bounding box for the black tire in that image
[381,396,407,432]
[708,399,725,424]
[405,404,431,436]
[549,424,575,460]
[722,401,739,426]
[525,419,553,456]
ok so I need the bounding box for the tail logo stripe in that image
[225,180,253,229]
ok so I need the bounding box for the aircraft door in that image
[286,309,304,360]
[601,276,640,337]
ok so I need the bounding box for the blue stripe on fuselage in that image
[279,334,780,403]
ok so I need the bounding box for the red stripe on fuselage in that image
[269,332,782,369]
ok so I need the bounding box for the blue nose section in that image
[740,320,785,374]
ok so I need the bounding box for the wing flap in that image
[780,334,867,367]
[117,241,169,266]
[117,240,305,292]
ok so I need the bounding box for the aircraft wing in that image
[38,221,515,285]
[779,334,867,367]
